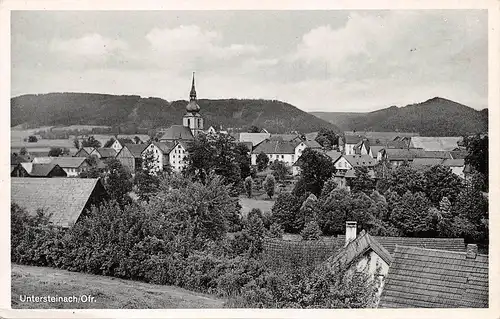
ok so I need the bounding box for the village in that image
[10,74,489,309]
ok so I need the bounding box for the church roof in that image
[186,72,201,113]
[159,125,194,141]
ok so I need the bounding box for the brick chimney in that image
[466,244,478,259]
[345,221,357,246]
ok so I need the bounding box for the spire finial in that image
[190,72,196,101]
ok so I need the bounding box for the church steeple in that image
[189,72,196,101]
[186,72,200,113]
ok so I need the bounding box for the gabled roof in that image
[303,139,322,148]
[121,143,148,157]
[370,145,385,155]
[327,231,393,271]
[239,133,272,146]
[410,136,462,151]
[379,245,488,308]
[449,150,469,160]
[341,154,376,167]
[384,149,420,160]
[75,147,95,156]
[325,150,342,162]
[268,134,301,142]
[11,177,106,227]
[19,163,65,177]
[411,158,445,167]
[252,140,300,154]
[336,235,466,254]
[305,132,319,141]
[344,135,363,144]
[94,148,117,158]
[149,141,177,155]
[159,125,194,141]
[32,157,88,168]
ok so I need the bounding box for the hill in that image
[311,97,488,136]
[11,93,339,134]
[11,263,224,309]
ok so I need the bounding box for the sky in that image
[11,10,488,112]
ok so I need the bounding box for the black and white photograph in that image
[2,2,498,315]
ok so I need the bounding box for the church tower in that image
[182,72,204,136]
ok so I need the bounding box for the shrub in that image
[301,221,322,240]
[244,176,253,198]
[263,174,276,199]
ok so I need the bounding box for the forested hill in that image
[11,93,339,133]
[311,97,488,136]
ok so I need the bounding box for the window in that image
[281,155,284,159]
[187,119,191,126]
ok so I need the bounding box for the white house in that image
[251,140,308,167]
[333,154,376,171]
[142,141,188,173]
[342,135,363,155]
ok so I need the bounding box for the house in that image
[11,177,108,228]
[251,140,307,167]
[109,138,134,153]
[442,158,466,178]
[74,147,95,158]
[90,148,117,160]
[379,244,488,308]
[169,141,189,172]
[116,143,148,174]
[333,154,376,171]
[32,157,90,177]
[11,163,67,178]
[342,135,364,155]
[141,141,177,172]
[410,136,463,151]
[326,222,393,299]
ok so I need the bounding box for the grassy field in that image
[11,264,224,309]
[239,195,275,218]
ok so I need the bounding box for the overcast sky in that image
[11,10,487,112]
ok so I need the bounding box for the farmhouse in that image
[379,244,488,308]
[11,177,108,227]
[32,157,90,177]
[116,143,148,173]
[90,147,117,160]
[11,163,67,178]
[142,141,181,172]
[251,140,307,167]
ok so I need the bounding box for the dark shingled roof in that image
[342,154,376,167]
[160,125,194,141]
[252,140,299,154]
[11,178,105,227]
[19,163,66,177]
[122,143,148,157]
[94,148,117,158]
[327,231,393,271]
[151,141,177,154]
[336,235,466,254]
[379,245,488,308]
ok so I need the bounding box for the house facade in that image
[251,140,308,167]
[142,141,176,173]
[168,142,189,172]
[116,143,148,174]
[32,157,90,177]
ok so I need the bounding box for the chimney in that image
[466,244,478,259]
[345,221,357,246]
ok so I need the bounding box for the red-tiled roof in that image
[379,245,488,308]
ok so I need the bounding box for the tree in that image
[244,176,253,198]
[320,177,338,199]
[301,221,322,240]
[293,148,336,197]
[315,128,339,150]
[103,158,133,205]
[248,125,260,133]
[296,193,319,231]
[19,147,28,156]
[269,160,290,181]
[48,147,63,157]
[248,208,263,221]
[423,165,463,205]
[387,166,426,196]
[271,193,304,233]
[465,135,488,191]
[389,191,432,237]
[81,136,102,148]
[263,174,276,199]
[234,143,252,179]
[256,152,269,171]
[134,136,142,144]
[268,223,284,239]
[73,138,81,149]
[350,167,375,194]
[28,135,38,143]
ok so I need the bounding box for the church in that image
[159,72,204,142]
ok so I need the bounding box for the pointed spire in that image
[189,72,196,101]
